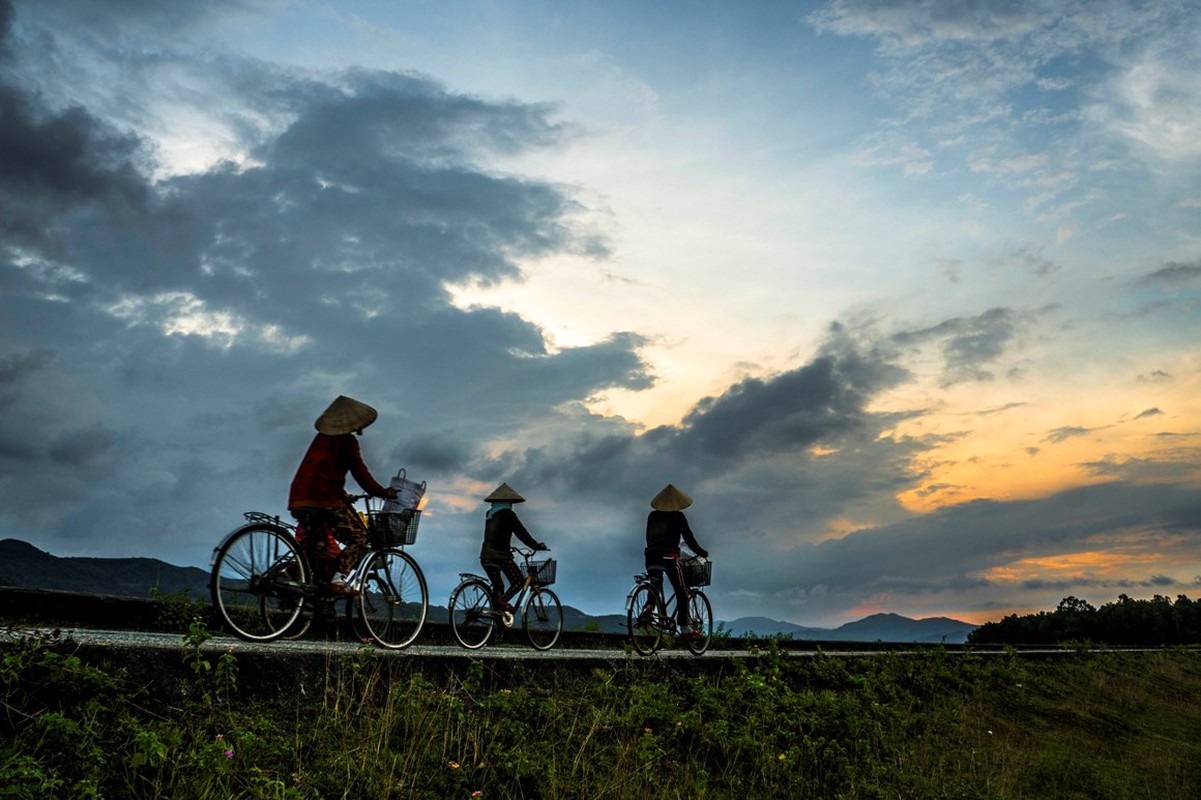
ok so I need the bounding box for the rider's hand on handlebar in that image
[384,487,398,499]
[536,541,549,551]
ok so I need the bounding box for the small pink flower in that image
[215,734,224,741]
[472,793,483,798]
[449,761,461,769]
[224,750,234,758]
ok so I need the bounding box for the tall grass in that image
[3,628,1200,798]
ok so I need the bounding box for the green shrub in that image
[2,627,1200,798]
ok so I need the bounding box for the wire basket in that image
[526,558,557,586]
[368,508,421,548]
[681,557,711,587]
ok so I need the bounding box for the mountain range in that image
[0,539,976,642]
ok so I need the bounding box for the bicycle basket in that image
[368,508,421,548]
[681,557,711,587]
[526,558,557,586]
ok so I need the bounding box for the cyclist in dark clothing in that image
[480,483,547,612]
[645,484,708,637]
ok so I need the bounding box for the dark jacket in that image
[481,507,540,561]
[645,509,707,558]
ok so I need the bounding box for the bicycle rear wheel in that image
[523,587,563,650]
[449,578,495,649]
[210,523,308,642]
[627,583,664,655]
[355,548,428,649]
[685,590,713,655]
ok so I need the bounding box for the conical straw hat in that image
[314,395,378,435]
[651,484,692,512]
[484,482,526,503]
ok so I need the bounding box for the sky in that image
[2,0,1200,628]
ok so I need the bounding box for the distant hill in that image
[0,539,976,641]
[0,539,210,598]
[723,616,831,638]
[725,612,977,644]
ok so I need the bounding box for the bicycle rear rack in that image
[242,511,296,531]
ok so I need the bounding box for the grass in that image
[2,627,1200,798]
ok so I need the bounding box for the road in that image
[20,626,1079,660]
[24,626,756,660]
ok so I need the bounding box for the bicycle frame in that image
[211,489,429,648]
[629,572,687,636]
[626,567,712,656]
[472,546,542,623]
[449,546,562,650]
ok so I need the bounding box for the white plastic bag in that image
[382,468,426,512]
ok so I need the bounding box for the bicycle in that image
[209,493,429,649]
[626,556,713,656]
[447,546,563,650]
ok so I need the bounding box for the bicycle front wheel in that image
[685,590,713,655]
[627,583,664,655]
[523,587,563,650]
[356,548,428,649]
[210,523,308,642]
[449,579,495,649]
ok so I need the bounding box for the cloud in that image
[891,307,1025,386]
[1139,260,1201,288]
[3,0,1199,630]
[1046,426,1094,444]
[713,480,1201,620]
[808,0,1201,223]
[1094,55,1201,162]
[0,3,649,573]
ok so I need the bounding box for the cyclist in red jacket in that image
[288,395,396,595]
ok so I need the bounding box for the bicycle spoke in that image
[627,583,664,655]
[356,549,428,649]
[449,579,495,649]
[685,591,713,655]
[524,588,562,650]
[211,525,308,642]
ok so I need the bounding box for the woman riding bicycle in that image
[288,395,396,596]
[645,483,708,639]
[480,483,548,613]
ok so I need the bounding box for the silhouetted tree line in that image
[968,594,1201,646]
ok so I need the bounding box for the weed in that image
[2,628,1200,798]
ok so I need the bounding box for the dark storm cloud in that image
[0,349,54,386]
[0,87,147,210]
[0,2,147,221]
[675,322,910,460]
[47,422,126,466]
[719,481,1201,618]
[891,307,1021,385]
[0,2,647,569]
[4,0,1196,630]
[477,320,916,497]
